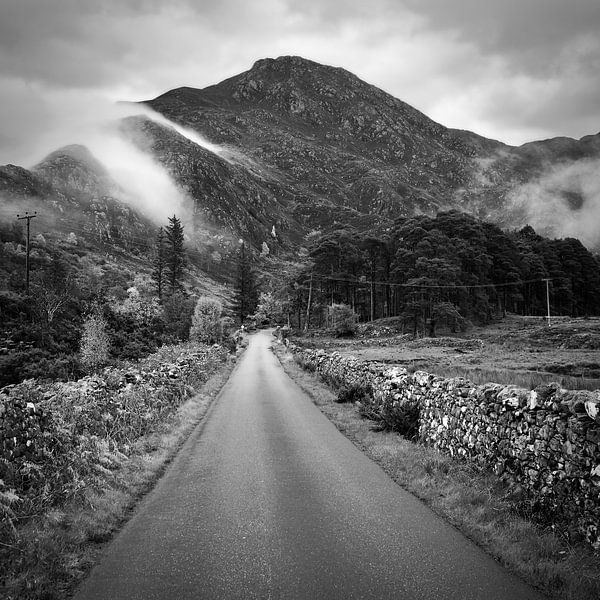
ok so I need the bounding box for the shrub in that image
[80,309,110,372]
[328,303,358,337]
[354,385,420,438]
[189,296,223,344]
[336,383,372,404]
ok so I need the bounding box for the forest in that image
[261,211,600,334]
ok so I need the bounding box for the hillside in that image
[143,55,600,245]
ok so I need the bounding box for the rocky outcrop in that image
[290,345,600,548]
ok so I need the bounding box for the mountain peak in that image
[34,144,108,177]
[32,144,116,197]
[250,55,328,72]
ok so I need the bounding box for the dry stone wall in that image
[0,344,229,526]
[290,345,600,548]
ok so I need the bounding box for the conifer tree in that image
[233,241,259,323]
[152,226,166,302]
[164,215,185,295]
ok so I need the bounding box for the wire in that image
[15,215,556,290]
[303,274,552,290]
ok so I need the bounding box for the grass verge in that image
[1,357,237,600]
[272,343,600,600]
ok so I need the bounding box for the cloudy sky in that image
[1,0,599,165]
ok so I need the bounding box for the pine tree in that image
[164,215,185,295]
[152,226,166,302]
[233,242,259,324]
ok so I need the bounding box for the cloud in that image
[0,80,198,224]
[0,0,598,151]
[86,124,193,225]
[509,158,600,248]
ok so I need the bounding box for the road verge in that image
[272,341,600,600]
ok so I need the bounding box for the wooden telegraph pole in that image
[16,211,37,294]
[542,278,551,325]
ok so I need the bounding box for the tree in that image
[429,302,467,337]
[253,291,285,325]
[233,242,259,323]
[31,259,74,325]
[152,226,167,302]
[80,307,110,372]
[162,293,195,342]
[328,303,358,337]
[189,296,223,344]
[164,216,185,295]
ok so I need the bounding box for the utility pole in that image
[304,271,313,332]
[542,278,551,325]
[16,211,37,294]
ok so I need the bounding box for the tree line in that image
[256,211,600,334]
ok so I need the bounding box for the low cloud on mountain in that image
[509,158,600,247]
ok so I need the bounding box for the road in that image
[74,330,545,600]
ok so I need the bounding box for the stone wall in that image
[290,345,600,548]
[0,344,229,523]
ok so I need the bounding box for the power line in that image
[307,273,553,290]
[6,214,557,291]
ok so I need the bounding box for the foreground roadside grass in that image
[1,357,237,600]
[272,343,600,600]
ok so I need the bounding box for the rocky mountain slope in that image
[0,144,154,251]
[144,55,600,245]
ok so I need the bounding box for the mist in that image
[509,158,600,249]
[0,89,226,225]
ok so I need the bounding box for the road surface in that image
[74,330,545,599]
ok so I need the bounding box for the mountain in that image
[2,55,599,269]
[0,144,154,252]
[141,55,600,246]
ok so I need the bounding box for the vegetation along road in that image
[74,330,545,599]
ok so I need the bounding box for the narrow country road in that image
[74,330,544,600]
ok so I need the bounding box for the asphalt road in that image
[74,330,545,600]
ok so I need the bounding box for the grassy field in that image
[296,315,600,391]
[273,342,600,600]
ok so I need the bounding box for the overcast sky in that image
[1,0,599,165]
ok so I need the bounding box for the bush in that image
[356,388,420,438]
[0,343,230,543]
[328,303,358,337]
[189,296,223,344]
[80,309,110,372]
[336,383,372,404]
